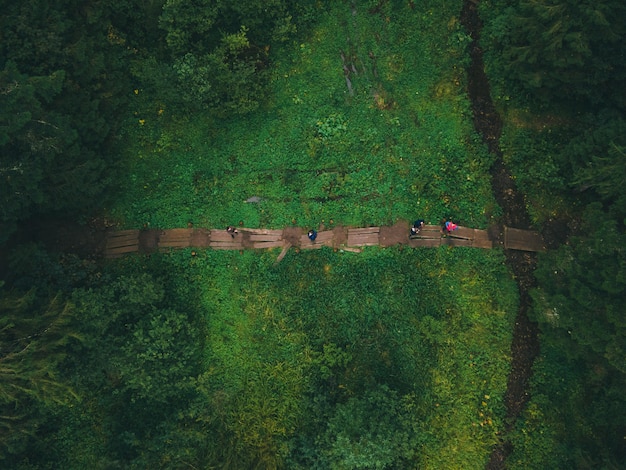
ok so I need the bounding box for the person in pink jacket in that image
[443,221,458,235]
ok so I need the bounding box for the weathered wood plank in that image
[299,243,325,250]
[347,234,379,245]
[106,239,139,250]
[245,228,283,235]
[160,228,192,239]
[106,243,137,252]
[106,231,140,245]
[108,229,140,237]
[107,233,140,243]
[190,229,211,247]
[447,226,474,240]
[105,244,139,255]
[348,227,380,235]
[274,243,292,264]
[299,230,334,248]
[504,226,546,252]
[210,230,241,242]
[347,241,379,247]
[252,241,285,249]
[410,225,442,239]
[249,233,283,242]
[471,237,493,249]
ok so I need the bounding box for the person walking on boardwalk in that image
[442,220,458,236]
[307,229,317,241]
[226,226,239,238]
[410,219,425,237]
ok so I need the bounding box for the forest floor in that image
[0,4,542,467]
[460,1,540,468]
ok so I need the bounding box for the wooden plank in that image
[299,230,334,248]
[348,233,379,240]
[410,225,442,239]
[209,239,242,245]
[471,229,493,249]
[472,229,491,240]
[299,243,325,250]
[159,229,192,248]
[210,230,242,242]
[504,226,546,252]
[252,241,285,249]
[347,240,379,246]
[190,229,211,247]
[347,234,379,245]
[108,229,140,237]
[249,233,283,242]
[107,232,140,242]
[160,228,193,239]
[107,239,139,249]
[471,238,493,249]
[274,243,292,264]
[106,239,139,248]
[447,226,474,240]
[348,227,380,235]
[106,232,139,245]
[347,238,379,245]
[245,228,282,235]
[105,244,139,255]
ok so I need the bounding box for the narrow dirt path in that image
[459,2,541,468]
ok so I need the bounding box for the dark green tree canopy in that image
[482,0,626,107]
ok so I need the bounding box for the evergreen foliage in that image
[0,290,79,457]
[0,0,134,240]
[481,0,626,108]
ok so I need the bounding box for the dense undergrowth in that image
[31,246,515,469]
[480,1,626,467]
[110,1,497,230]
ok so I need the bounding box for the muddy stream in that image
[460,1,541,468]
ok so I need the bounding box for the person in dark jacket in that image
[227,226,239,238]
[410,219,425,237]
[307,229,317,241]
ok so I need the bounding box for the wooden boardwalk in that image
[104,221,545,259]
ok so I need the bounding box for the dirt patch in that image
[379,220,409,247]
[282,226,303,247]
[332,226,348,249]
[138,229,161,254]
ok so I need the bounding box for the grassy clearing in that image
[104,1,518,467]
[175,245,516,467]
[110,1,496,230]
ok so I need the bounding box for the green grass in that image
[103,2,518,468]
[163,245,516,467]
[110,1,495,231]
